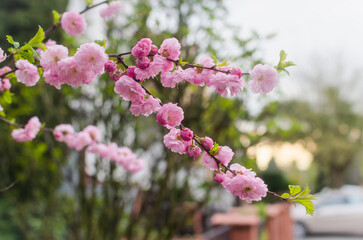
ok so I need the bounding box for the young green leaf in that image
[85,0,93,6]
[287,185,316,216]
[27,26,45,48]
[3,90,13,104]
[216,60,228,67]
[52,10,61,25]
[275,50,296,74]
[6,35,20,49]
[94,39,107,48]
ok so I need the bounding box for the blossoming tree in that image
[0,0,315,238]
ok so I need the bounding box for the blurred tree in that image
[258,87,363,191]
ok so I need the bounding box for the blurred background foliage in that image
[1,0,363,239]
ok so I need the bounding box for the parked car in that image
[291,185,363,237]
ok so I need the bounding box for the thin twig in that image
[0,181,18,192]
[268,190,288,201]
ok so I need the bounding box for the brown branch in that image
[268,190,288,201]
[0,181,18,192]
[0,115,53,132]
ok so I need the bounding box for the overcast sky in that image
[226,0,363,105]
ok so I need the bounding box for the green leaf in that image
[212,55,218,65]
[281,193,290,199]
[6,35,14,45]
[279,50,287,64]
[216,60,228,67]
[30,46,41,59]
[52,10,61,25]
[20,51,35,63]
[287,185,316,216]
[275,50,295,74]
[3,90,13,104]
[289,185,302,196]
[6,35,20,49]
[94,39,107,48]
[209,142,220,155]
[27,26,45,48]
[85,0,93,6]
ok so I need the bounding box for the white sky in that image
[226,0,363,102]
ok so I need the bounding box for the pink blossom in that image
[185,57,215,86]
[180,128,193,141]
[0,104,3,112]
[226,174,268,203]
[150,44,158,55]
[15,60,40,87]
[221,163,257,189]
[214,172,226,183]
[61,11,87,37]
[58,57,95,87]
[74,42,108,75]
[11,116,41,142]
[88,143,115,159]
[136,57,150,70]
[110,72,122,81]
[0,47,6,63]
[0,67,12,91]
[126,160,144,173]
[43,69,66,89]
[127,66,136,78]
[65,131,92,151]
[187,145,202,158]
[40,45,69,71]
[163,128,192,154]
[111,146,134,163]
[114,75,146,102]
[104,60,117,73]
[159,38,181,60]
[129,96,161,116]
[131,38,152,59]
[160,67,186,88]
[248,64,278,94]
[202,146,234,170]
[134,55,173,81]
[200,136,213,150]
[100,1,122,20]
[53,124,75,142]
[209,72,244,97]
[36,39,57,56]
[231,67,243,78]
[82,125,101,143]
[156,102,184,129]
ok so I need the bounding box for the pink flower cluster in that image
[130,38,179,81]
[215,163,268,203]
[99,1,122,20]
[88,143,144,173]
[15,60,40,87]
[61,11,87,37]
[163,127,203,158]
[11,116,41,142]
[53,124,100,151]
[53,124,144,173]
[129,38,245,97]
[40,43,108,89]
[114,75,161,117]
[0,67,11,91]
